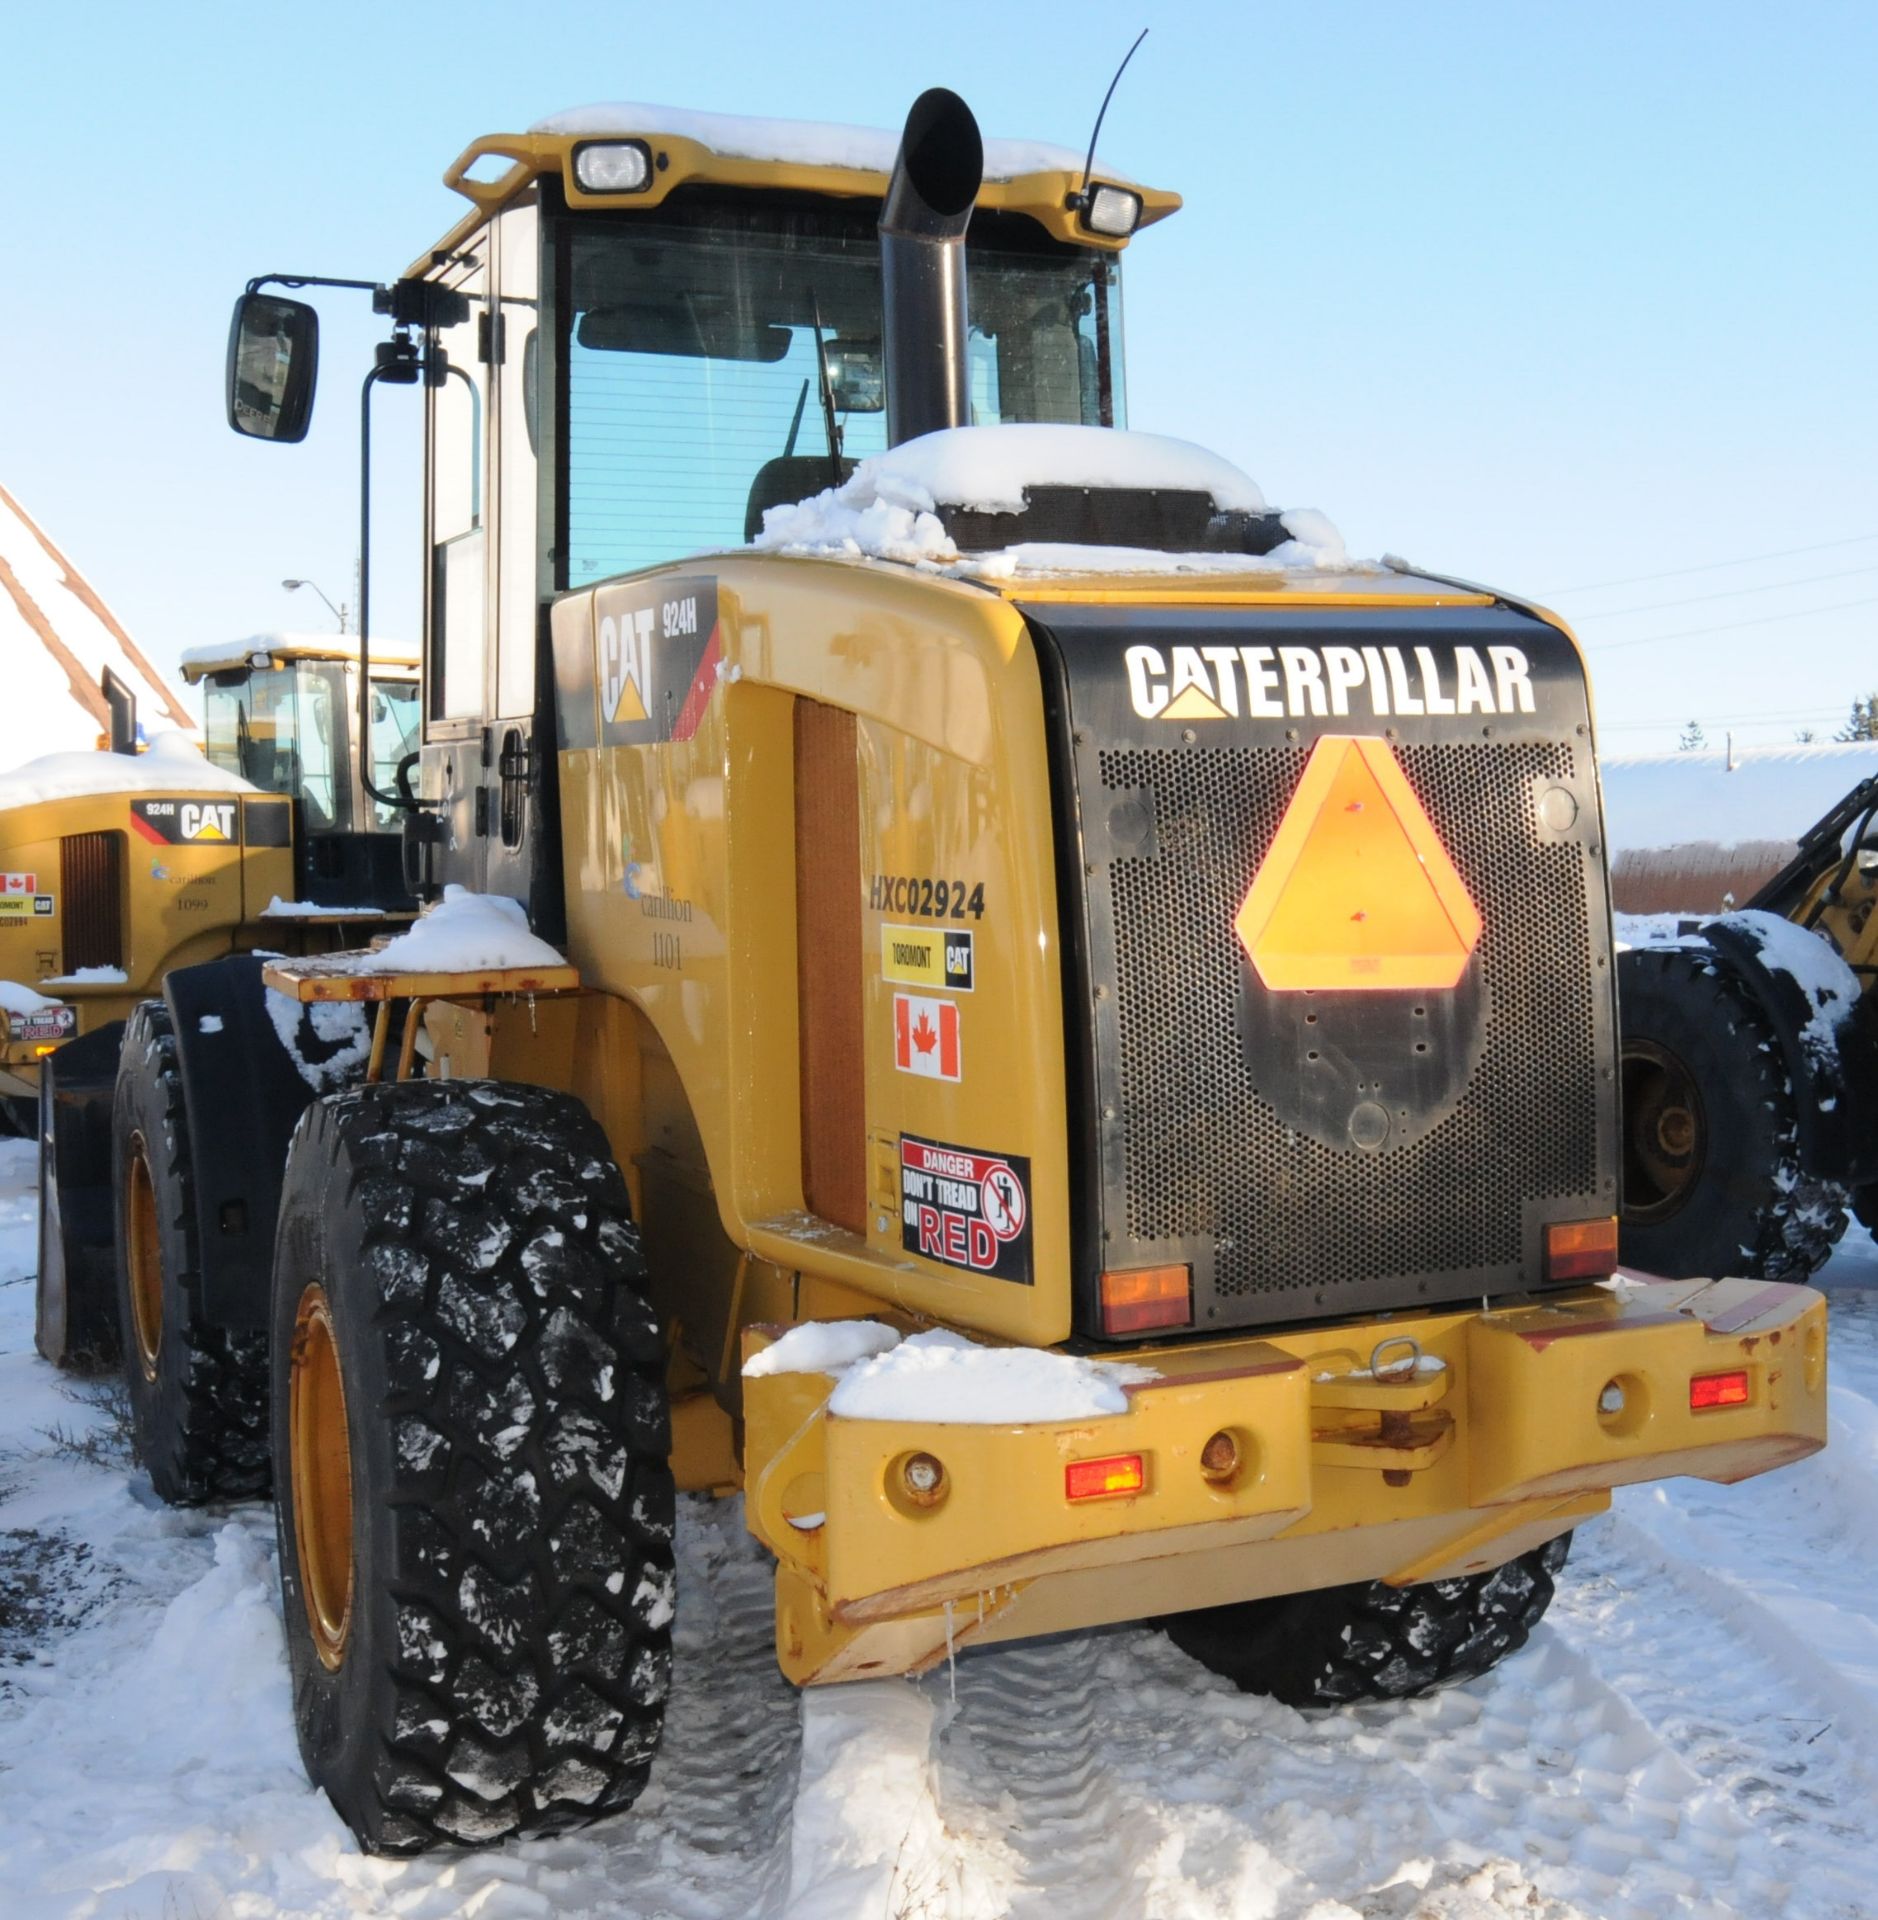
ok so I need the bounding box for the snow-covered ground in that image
[2,1134,1875,1920]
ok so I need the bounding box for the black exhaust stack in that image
[880,89,984,447]
[102,667,137,756]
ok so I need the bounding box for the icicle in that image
[976,1589,985,1627]
[943,1599,957,1702]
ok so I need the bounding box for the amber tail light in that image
[1098,1265,1191,1338]
[1545,1216,1619,1282]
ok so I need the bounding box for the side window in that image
[495,204,540,719]
[428,248,489,723]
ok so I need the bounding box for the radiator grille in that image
[59,831,124,973]
[1100,742,1597,1299]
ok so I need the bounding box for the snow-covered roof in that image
[0,482,195,769]
[178,633,420,682]
[0,730,256,809]
[752,425,1366,581]
[531,103,1115,185]
[1600,741,1878,856]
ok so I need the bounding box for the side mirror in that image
[226,292,319,442]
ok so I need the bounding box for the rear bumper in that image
[743,1274,1826,1683]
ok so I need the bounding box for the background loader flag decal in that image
[1236,734,1481,991]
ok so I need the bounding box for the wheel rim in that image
[290,1283,356,1671]
[125,1134,163,1382]
[1620,1038,1706,1224]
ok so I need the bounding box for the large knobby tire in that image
[1618,945,1847,1279]
[112,1001,270,1501]
[271,1078,676,1855]
[1162,1535,1570,1706]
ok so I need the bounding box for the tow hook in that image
[1310,1336,1455,1483]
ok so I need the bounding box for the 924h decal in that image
[900,1134,1032,1285]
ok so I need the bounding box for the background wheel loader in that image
[70,85,1828,1855]
[1618,774,1878,1278]
[3,635,420,1368]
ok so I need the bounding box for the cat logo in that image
[599,608,654,725]
[180,803,235,842]
[131,799,237,846]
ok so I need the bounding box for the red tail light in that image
[1065,1454,1145,1501]
[1690,1369,1751,1410]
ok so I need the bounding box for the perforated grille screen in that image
[1098,739,1599,1303]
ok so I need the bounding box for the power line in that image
[1578,563,1878,621]
[1539,533,1878,598]
[1585,594,1878,654]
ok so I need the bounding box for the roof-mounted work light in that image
[1078,183,1143,237]
[573,140,653,193]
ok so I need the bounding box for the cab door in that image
[481,198,547,919]
[419,236,491,893]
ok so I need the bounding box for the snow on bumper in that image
[742,1275,1827,1684]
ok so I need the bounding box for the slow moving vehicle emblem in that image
[1236,735,1480,991]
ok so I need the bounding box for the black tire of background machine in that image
[36,1059,118,1371]
[111,1000,270,1502]
[270,1078,676,1855]
[1161,1535,1571,1706]
[1617,945,1847,1280]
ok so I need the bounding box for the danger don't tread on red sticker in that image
[899,1134,1032,1285]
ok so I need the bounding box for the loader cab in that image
[183,636,419,909]
[226,110,1174,932]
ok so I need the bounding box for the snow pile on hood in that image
[0,980,57,1015]
[354,885,564,974]
[742,1322,1157,1422]
[755,426,1355,579]
[532,103,1110,184]
[0,730,254,807]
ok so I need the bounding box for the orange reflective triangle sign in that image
[1235,735,1481,991]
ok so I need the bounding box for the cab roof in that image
[179,634,420,684]
[430,100,1180,263]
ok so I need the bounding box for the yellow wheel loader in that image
[2,636,419,1370]
[1618,775,1878,1276]
[101,86,1832,1853]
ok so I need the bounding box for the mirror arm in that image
[357,347,437,815]
[247,272,383,298]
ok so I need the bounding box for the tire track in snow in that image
[1550,1514,1875,1920]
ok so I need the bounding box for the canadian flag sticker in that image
[893,993,961,1081]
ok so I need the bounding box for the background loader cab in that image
[185,633,420,907]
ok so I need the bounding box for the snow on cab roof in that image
[531,102,1115,185]
[178,633,421,681]
[0,730,256,808]
[753,425,1374,583]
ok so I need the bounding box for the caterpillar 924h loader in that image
[7,636,419,1369]
[90,87,1826,1853]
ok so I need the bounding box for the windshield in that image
[201,661,351,831]
[561,195,1125,585]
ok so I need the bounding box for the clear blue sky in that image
[4,0,1873,753]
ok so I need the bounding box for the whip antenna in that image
[1076,27,1149,204]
